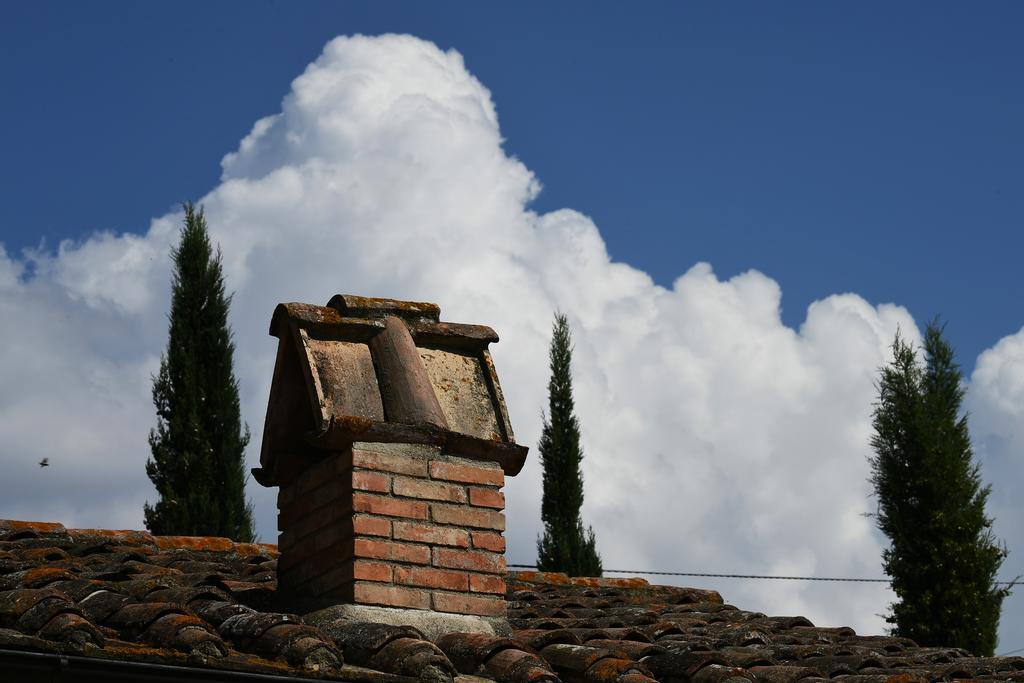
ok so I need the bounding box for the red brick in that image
[313,522,351,551]
[393,521,470,548]
[279,496,360,543]
[303,565,357,597]
[277,535,317,572]
[352,471,391,493]
[284,499,352,543]
[431,504,505,531]
[394,477,467,503]
[277,555,321,587]
[287,466,325,500]
[469,574,506,595]
[354,538,430,564]
[279,491,347,533]
[468,487,505,509]
[277,525,306,554]
[432,592,505,617]
[283,510,326,545]
[278,506,302,533]
[354,582,431,609]
[429,460,503,486]
[311,479,352,508]
[292,455,344,497]
[432,547,505,574]
[353,560,393,582]
[352,493,428,520]
[278,492,319,529]
[395,566,469,591]
[298,566,347,595]
[278,451,352,507]
[304,558,391,587]
[352,514,392,537]
[279,482,297,508]
[353,449,429,477]
[310,542,355,574]
[282,542,351,586]
[471,531,506,553]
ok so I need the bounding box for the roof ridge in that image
[0,519,279,555]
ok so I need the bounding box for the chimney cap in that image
[326,294,440,324]
[255,295,526,487]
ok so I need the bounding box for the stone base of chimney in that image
[304,604,511,642]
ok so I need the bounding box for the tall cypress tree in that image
[145,203,255,542]
[537,313,602,576]
[869,321,1010,655]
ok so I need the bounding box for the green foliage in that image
[536,313,602,577]
[145,203,255,542]
[869,320,1010,655]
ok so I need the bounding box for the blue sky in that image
[2,2,1024,650]
[4,2,1022,368]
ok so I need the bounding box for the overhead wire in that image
[510,564,1022,657]
[507,564,1018,586]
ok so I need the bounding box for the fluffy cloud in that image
[968,328,1024,650]
[1,34,1020,643]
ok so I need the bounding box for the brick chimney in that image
[253,296,526,631]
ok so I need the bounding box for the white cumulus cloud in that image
[968,327,1024,650]
[2,33,1020,644]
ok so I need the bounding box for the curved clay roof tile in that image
[368,636,457,681]
[105,602,191,640]
[483,647,559,683]
[36,610,105,648]
[318,620,425,663]
[435,633,534,676]
[143,612,224,656]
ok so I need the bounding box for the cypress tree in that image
[869,321,1010,655]
[145,203,255,542]
[536,313,602,576]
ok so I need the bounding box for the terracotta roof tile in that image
[505,572,1024,683]
[368,637,454,678]
[4,520,1024,682]
[481,646,558,683]
[434,632,556,683]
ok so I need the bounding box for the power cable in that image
[507,564,1018,586]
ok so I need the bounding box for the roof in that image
[3,519,1023,683]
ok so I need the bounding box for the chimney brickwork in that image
[256,295,526,625]
[277,445,507,616]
